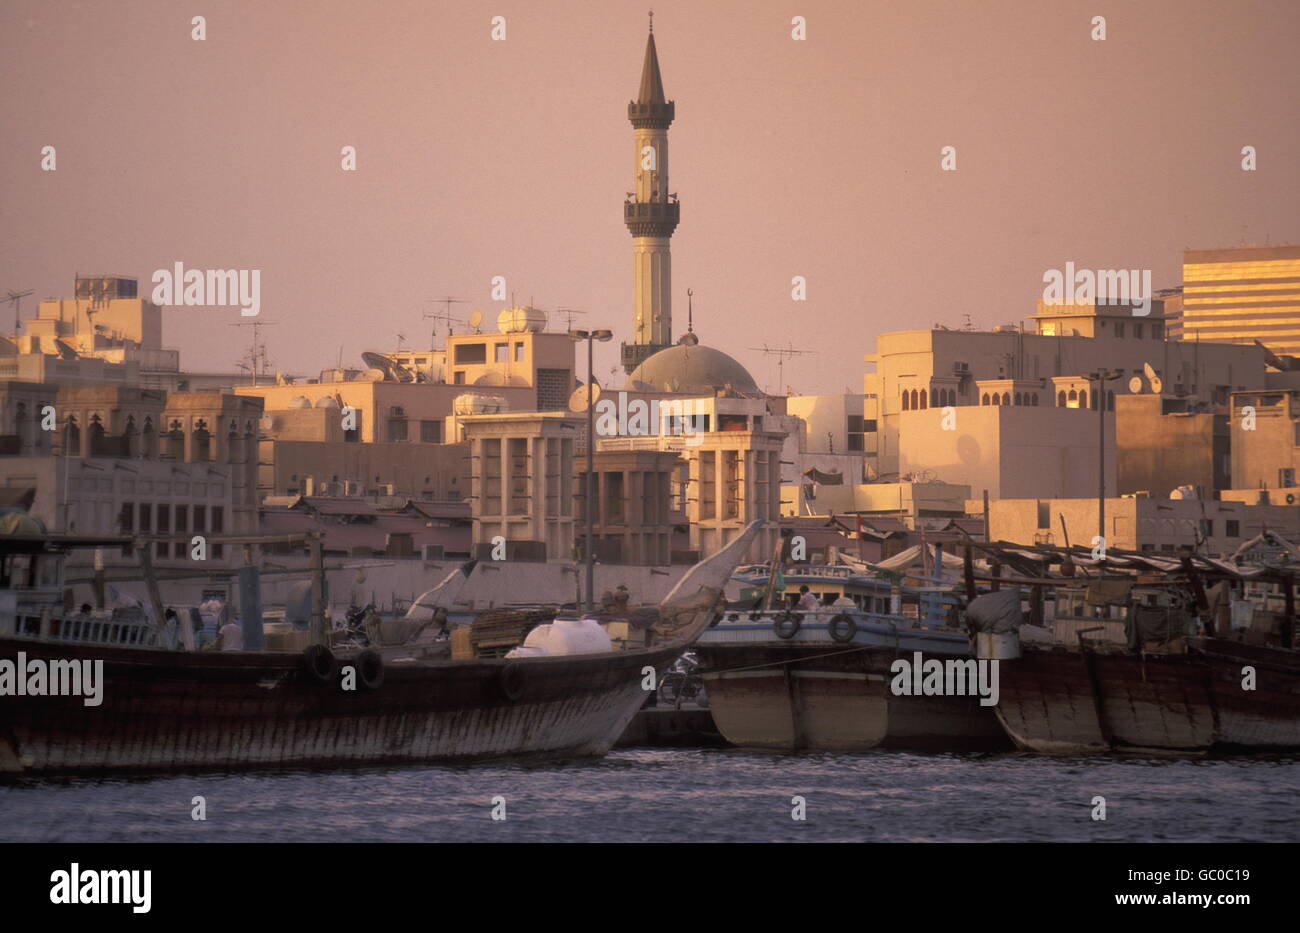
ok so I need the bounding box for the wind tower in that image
[621,12,680,375]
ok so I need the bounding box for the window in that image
[1152,321,1164,339]
[211,507,224,559]
[1114,321,1125,338]
[514,342,525,362]
[1037,501,1050,529]
[387,419,408,443]
[1133,323,1144,339]
[495,343,509,363]
[864,419,878,432]
[174,506,188,558]
[156,505,170,558]
[846,415,865,452]
[138,503,152,533]
[420,420,443,443]
[453,371,465,384]
[1226,520,1240,537]
[454,343,486,364]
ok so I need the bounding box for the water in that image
[3,750,1297,843]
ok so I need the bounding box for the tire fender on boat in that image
[354,649,385,691]
[774,611,802,639]
[302,644,338,685]
[499,662,527,701]
[829,613,857,644]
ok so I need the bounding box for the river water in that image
[2,749,1297,843]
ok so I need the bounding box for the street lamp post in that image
[1085,369,1123,553]
[571,328,613,613]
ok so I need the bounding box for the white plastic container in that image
[514,617,613,657]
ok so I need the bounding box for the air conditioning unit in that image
[390,406,406,417]
[953,361,970,375]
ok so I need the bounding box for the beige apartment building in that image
[982,496,1299,557]
[1228,388,1300,495]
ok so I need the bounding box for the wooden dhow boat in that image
[964,539,1300,755]
[0,522,761,775]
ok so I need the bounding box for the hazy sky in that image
[2,0,1297,394]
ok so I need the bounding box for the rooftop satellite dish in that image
[1143,362,1157,382]
[568,382,602,412]
[468,310,483,332]
[1149,375,1164,394]
[1128,376,1143,393]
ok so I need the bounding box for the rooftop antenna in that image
[649,9,653,33]
[5,289,34,339]
[748,342,815,396]
[423,296,470,350]
[229,321,277,387]
[554,307,588,331]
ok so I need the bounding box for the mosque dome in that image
[629,343,759,395]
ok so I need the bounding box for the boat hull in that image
[995,644,1216,755]
[695,638,1009,752]
[0,636,675,775]
[1189,638,1300,750]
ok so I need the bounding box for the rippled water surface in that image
[2,750,1297,843]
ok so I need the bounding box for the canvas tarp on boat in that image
[963,589,1024,634]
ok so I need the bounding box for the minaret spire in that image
[622,18,680,375]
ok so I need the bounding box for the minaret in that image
[621,14,680,375]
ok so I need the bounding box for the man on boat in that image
[796,585,821,611]
[216,617,244,651]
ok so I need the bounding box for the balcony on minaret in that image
[624,200,680,237]
[628,99,674,129]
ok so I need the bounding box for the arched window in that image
[142,417,156,458]
[910,389,919,410]
[88,414,107,456]
[1107,390,1115,411]
[1014,393,1022,406]
[193,420,212,462]
[1031,394,1039,406]
[919,389,928,410]
[1068,389,1077,403]
[1058,391,1066,407]
[64,415,81,457]
[1002,393,1011,406]
[164,420,185,460]
[1090,389,1098,410]
[902,390,910,411]
[982,393,990,406]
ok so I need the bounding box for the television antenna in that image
[423,296,470,349]
[229,321,277,387]
[554,307,588,331]
[748,343,815,395]
[5,289,34,339]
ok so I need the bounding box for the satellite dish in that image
[468,310,483,331]
[1128,376,1143,393]
[568,382,602,412]
[1150,375,1164,394]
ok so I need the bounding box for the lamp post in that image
[1084,369,1123,553]
[570,328,613,613]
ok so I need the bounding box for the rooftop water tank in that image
[452,393,509,415]
[497,305,547,334]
